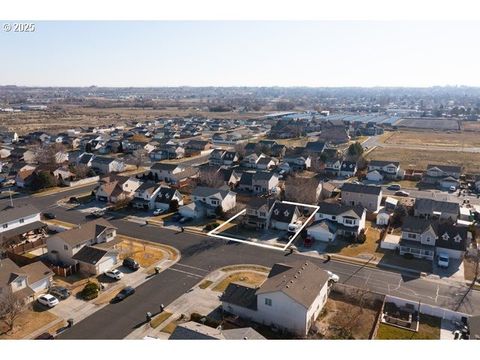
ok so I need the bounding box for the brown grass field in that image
[382,130,480,147]
[366,146,480,173]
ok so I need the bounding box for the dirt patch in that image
[212,272,267,292]
[0,308,59,339]
[313,298,378,339]
[114,239,165,268]
[464,258,478,282]
[150,311,173,329]
[382,130,480,147]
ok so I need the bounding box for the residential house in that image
[242,198,276,230]
[284,148,311,171]
[179,186,237,219]
[221,260,330,336]
[72,245,119,275]
[0,204,46,247]
[339,161,357,178]
[413,198,460,221]
[284,177,323,204]
[46,218,117,267]
[154,186,184,211]
[91,156,126,174]
[241,153,266,169]
[76,152,95,167]
[324,157,342,176]
[184,140,212,155]
[0,131,19,144]
[149,163,198,187]
[423,164,462,190]
[308,202,366,242]
[0,258,54,303]
[304,141,326,156]
[237,171,279,194]
[169,321,265,340]
[367,160,403,180]
[256,156,279,171]
[131,182,163,210]
[95,175,142,203]
[269,202,301,231]
[341,183,382,212]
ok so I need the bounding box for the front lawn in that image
[376,314,441,339]
[150,311,173,329]
[115,239,165,268]
[326,222,383,259]
[212,271,267,292]
[0,308,59,339]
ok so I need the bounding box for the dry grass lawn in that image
[212,271,267,292]
[198,280,213,289]
[0,309,59,339]
[327,222,383,259]
[115,240,165,268]
[150,312,173,329]
[366,146,480,173]
[464,258,478,282]
[382,130,480,147]
[376,314,441,339]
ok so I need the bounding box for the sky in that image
[1,21,480,87]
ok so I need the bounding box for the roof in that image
[305,141,326,152]
[341,183,382,196]
[435,223,468,251]
[414,198,460,215]
[1,221,47,244]
[169,321,224,340]
[193,186,233,200]
[220,283,258,310]
[0,258,26,289]
[72,246,110,265]
[223,327,266,340]
[369,160,400,168]
[21,261,54,284]
[270,202,300,223]
[136,181,158,195]
[0,204,40,224]
[401,216,435,234]
[256,260,330,309]
[340,161,357,171]
[150,163,179,171]
[155,187,181,203]
[317,201,365,218]
[427,164,462,173]
[49,218,116,247]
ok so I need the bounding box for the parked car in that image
[179,216,192,224]
[287,223,301,233]
[49,286,71,300]
[87,209,105,219]
[112,286,135,302]
[326,271,340,283]
[104,269,124,280]
[68,196,79,204]
[34,332,54,340]
[37,294,59,308]
[171,213,182,222]
[153,208,165,216]
[449,185,457,192]
[437,253,450,268]
[394,190,410,197]
[123,257,140,271]
[387,184,401,191]
[42,212,56,220]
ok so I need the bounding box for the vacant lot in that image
[382,130,480,147]
[396,118,459,130]
[314,298,379,339]
[366,147,480,173]
[376,314,441,339]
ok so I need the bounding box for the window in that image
[345,219,354,225]
[264,298,272,306]
[64,245,69,251]
[19,218,24,224]
[331,215,336,221]
[407,233,417,239]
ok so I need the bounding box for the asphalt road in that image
[3,185,480,339]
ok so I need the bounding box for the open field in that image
[366,146,480,173]
[382,130,480,147]
[376,314,441,339]
[0,105,269,134]
[395,118,460,130]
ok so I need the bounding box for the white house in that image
[131,182,162,210]
[179,186,237,218]
[366,170,384,182]
[91,156,126,174]
[154,187,184,211]
[95,175,142,203]
[46,218,117,267]
[367,160,403,180]
[0,204,46,246]
[221,260,331,336]
[269,202,301,231]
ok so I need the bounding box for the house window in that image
[345,219,354,225]
[19,218,24,224]
[265,298,272,306]
[259,212,266,217]
[64,245,68,250]
[331,215,336,221]
[407,233,417,239]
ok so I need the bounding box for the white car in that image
[326,271,340,283]
[449,186,456,192]
[104,269,124,280]
[37,294,59,308]
[437,253,450,268]
[153,208,165,216]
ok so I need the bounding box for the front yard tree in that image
[215,205,225,218]
[347,142,364,161]
[0,292,27,334]
[198,168,223,188]
[132,149,148,169]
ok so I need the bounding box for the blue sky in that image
[1,21,480,87]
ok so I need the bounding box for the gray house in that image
[340,183,382,212]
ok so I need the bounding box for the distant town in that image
[1,86,480,340]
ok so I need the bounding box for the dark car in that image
[112,286,135,302]
[49,286,71,300]
[68,196,79,204]
[123,257,140,270]
[43,212,56,220]
[34,332,54,340]
[171,213,182,222]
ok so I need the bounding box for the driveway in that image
[433,259,465,283]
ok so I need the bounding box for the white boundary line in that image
[208,201,320,251]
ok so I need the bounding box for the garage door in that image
[97,255,117,274]
[29,278,50,294]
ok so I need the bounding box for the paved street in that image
[2,186,480,339]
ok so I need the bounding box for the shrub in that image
[80,282,100,300]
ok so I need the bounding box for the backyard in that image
[376,314,441,339]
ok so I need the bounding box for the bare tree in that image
[234,143,247,159]
[35,143,66,170]
[132,148,148,169]
[0,292,27,334]
[198,167,224,188]
[72,164,89,179]
[284,176,320,205]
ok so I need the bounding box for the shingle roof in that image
[270,202,299,223]
[0,204,40,225]
[427,164,462,173]
[341,183,382,195]
[317,201,365,218]
[193,186,232,200]
[414,198,460,215]
[49,218,116,247]
[401,216,434,234]
[220,283,258,310]
[72,246,109,265]
[369,160,400,168]
[155,187,180,203]
[256,260,330,309]
[435,223,468,251]
[21,261,53,284]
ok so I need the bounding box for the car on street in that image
[87,209,105,218]
[104,269,124,280]
[37,294,59,308]
[288,223,301,233]
[387,184,401,191]
[112,286,135,303]
[123,257,140,270]
[42,212,56,220]
[437,253,450,268]
[327,271,340,283]
[395,190,410,197]
[49,286,71,300]
[68,196,80,204]
[153,208,165,216]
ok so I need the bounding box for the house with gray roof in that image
[341,183,382,212]
[221,260,330,336]
[169,321,265,340]
[413,198,460,221]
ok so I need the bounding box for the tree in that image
[215,205,225,218]
[198,168,223,188]
[391,204,407,228]
[35,143,66,171]
[31,171,57,191]
[72,164,89,179]
[284,176,320,205]
[347,142,364,160]
[132,148,148,169]
[0,292,27,334]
